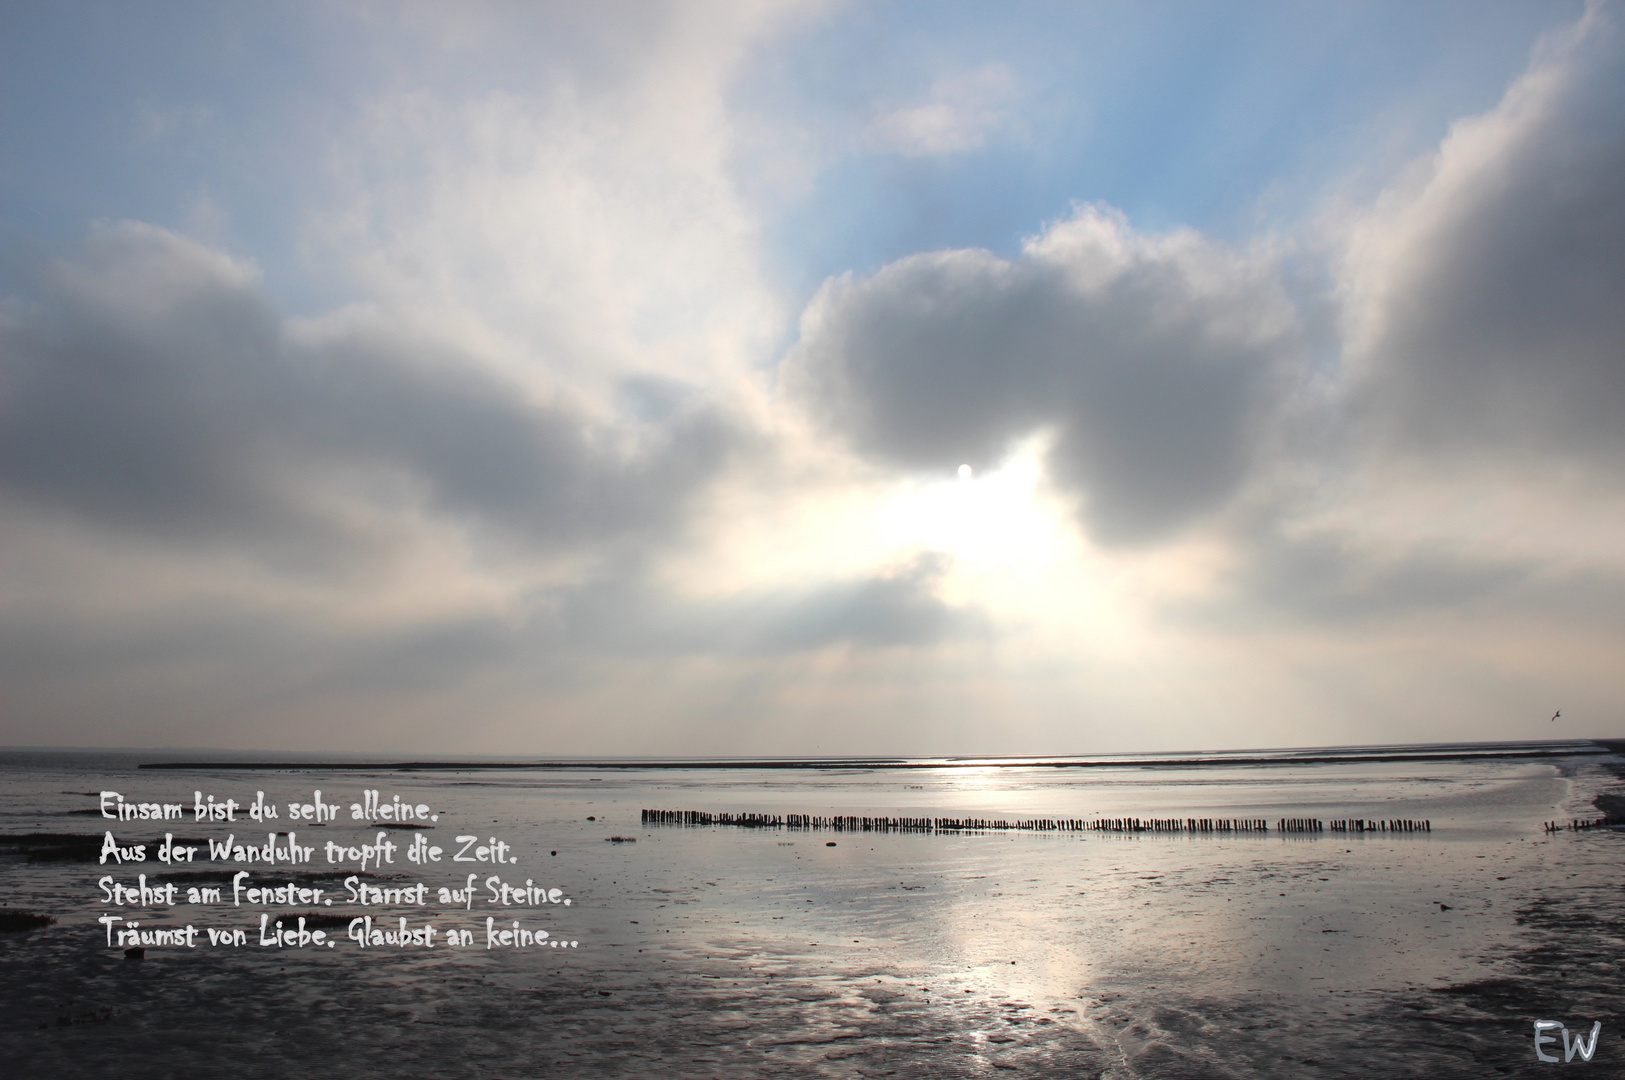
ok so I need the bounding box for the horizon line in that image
[105,737,1625,771]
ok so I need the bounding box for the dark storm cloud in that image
[1347,13,1625,462]
[784,207,1299,546]
[0,223,742,563]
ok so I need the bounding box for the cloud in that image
[6,2,1625,753]
[536,550,987,657]
[713,550,989,653]
[0,543,985,749]
[784,204,1300,545]
[1340,6,1625,465]
[1179,5,1625,634]
[305,0,802,402]
[867,63,1019,156]
[0,221,981,746]
[1199,520,1540,628]
[0,222,744,566]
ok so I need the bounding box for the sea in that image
[1,740,1621,1079]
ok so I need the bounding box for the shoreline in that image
[129,739,1620,772]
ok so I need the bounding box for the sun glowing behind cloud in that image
[1,2,1621,754]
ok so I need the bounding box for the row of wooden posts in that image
[640,809,1429,835]
[1544,817,1620,833]
[1328,819,1431,833]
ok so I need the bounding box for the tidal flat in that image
[1,742,1620,1078]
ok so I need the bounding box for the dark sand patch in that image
[0,911,56,932]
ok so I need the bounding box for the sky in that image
[1,0,1621,756]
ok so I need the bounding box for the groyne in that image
[640,810,1431,835]
[1544,816,1623,833]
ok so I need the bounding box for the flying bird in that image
[1551,710,1561,722]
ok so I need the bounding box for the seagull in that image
[1551,710,1561,723]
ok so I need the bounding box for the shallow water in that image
[1,743,1620,1078]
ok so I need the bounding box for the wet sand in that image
[2,744,1621,1078]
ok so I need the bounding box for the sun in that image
[875,438,1069,573]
